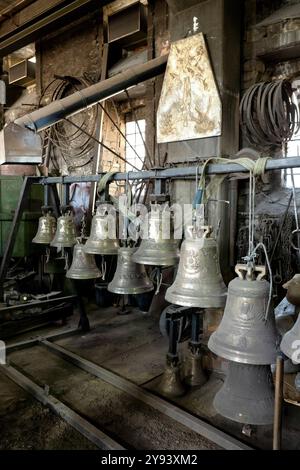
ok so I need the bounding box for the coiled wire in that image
[39,75,98,171]
[240,79,299,147]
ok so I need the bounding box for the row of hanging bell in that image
[208,263,278,426]
[32,206,57,245]
[133,204,180,266]
[108,247,154,295]
[84,203,119,255]
[165,225,227,309]
[33,205,77,248]
[66,239,102,280]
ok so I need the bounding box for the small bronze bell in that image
[158,363,186,398]
[84,204,119,255]
[32,208,56,245]
[280,312,300,362]
[166,226,227,308]
[184,353,207,388]
[208,263,279,365]
[66,241,101,280]
[213,362,274,425]
[51,212,77,248]
[108,247,154,295]
[132,204,180,266]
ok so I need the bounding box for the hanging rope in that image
[197,155,270,204]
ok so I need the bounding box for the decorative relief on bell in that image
[108,247,154,295]
[165,225,227,308]
[208,263,279,365]
[66,241,101,280]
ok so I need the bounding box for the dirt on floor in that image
[1,304,300,450]
[0,372,97,450]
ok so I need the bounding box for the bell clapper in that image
[185,310,207,388]
[101,256,107,281]
[158,312,186,398]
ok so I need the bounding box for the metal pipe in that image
[15,55,168,132]
[273,356,284,450]
[26,157,300,184]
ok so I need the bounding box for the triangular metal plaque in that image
[157,33,222,144]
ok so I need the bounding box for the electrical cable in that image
[240,79,299,147]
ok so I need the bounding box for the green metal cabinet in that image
[0,176,43,257]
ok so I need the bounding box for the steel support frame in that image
[22,157,300,183]
[3,332,252,450]
[0,363,124,450]
[1,157,300,291]
[39,339,251,450]
[0,0,108,57]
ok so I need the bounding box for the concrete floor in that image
[0,303,300,450]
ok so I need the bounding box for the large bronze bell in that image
[280,312,300,362]
[66,241,102,280]
[108,247,154,295]
[208,263,279,365]
[32,209,56,245]
[51,213,77,248]
[132,204,179,266]
[165,225,227,308]
[214,362,274,425]
[84,204,119,255]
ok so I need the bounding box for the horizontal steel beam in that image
[25,157,300,184]
[0,363,125,450]
[0,0,106,57]
[40,339,252,450]
[6,328,81,353]
[15,54,168,132]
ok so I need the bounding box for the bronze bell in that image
[208,263,279,365]
[51,212,77,248]
[66,241,101,280]
[132,204,180,266]
[165,226,227,308]
[158,364,186,398]
[108,247,154,295]
[32,209,56,245]
[214,362,274,425]
[280,312,300,362]
[84,204,119,255]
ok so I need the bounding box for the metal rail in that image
[0,363,125,450]
[19,157,300,184]
[0,295,77,313]
[39,338,252,450]
[1,157,300,292]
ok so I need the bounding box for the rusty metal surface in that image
[157,33,222,144]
